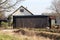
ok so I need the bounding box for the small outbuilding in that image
[13,15,51,28]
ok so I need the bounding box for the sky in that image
[3,0,53,16]
[20,0,52,15]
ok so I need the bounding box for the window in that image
[20,9,24,12]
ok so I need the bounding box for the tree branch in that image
[1,0,22,9]
[0,0,7,5]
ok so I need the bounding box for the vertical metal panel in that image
[13,15,50,28]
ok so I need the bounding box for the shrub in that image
[1,22,8,29]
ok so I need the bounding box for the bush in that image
[1,22,8,29]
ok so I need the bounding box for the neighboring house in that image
[42,13,60,27]
[55,14,60,26]
[13,15,50,28]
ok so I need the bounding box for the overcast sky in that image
[4,0,53,16]
[21,0,52,15]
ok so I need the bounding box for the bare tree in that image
[0,0,24,12]
[0,0,7,5]
[50,0,60,14]
[0,0,24,18]
[0,0,24,26]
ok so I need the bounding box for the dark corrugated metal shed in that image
[13,15,51,28]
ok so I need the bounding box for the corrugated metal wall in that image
[13,15,50,28]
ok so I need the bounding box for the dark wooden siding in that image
[13,15,50,28]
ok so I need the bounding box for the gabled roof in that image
[20,6,33,15]
[8,6,33,17]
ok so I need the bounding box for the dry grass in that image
[1,28,60,40]
[14,28,60,40]
[0,28,51,40]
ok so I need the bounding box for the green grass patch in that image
[0,34,19,40]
